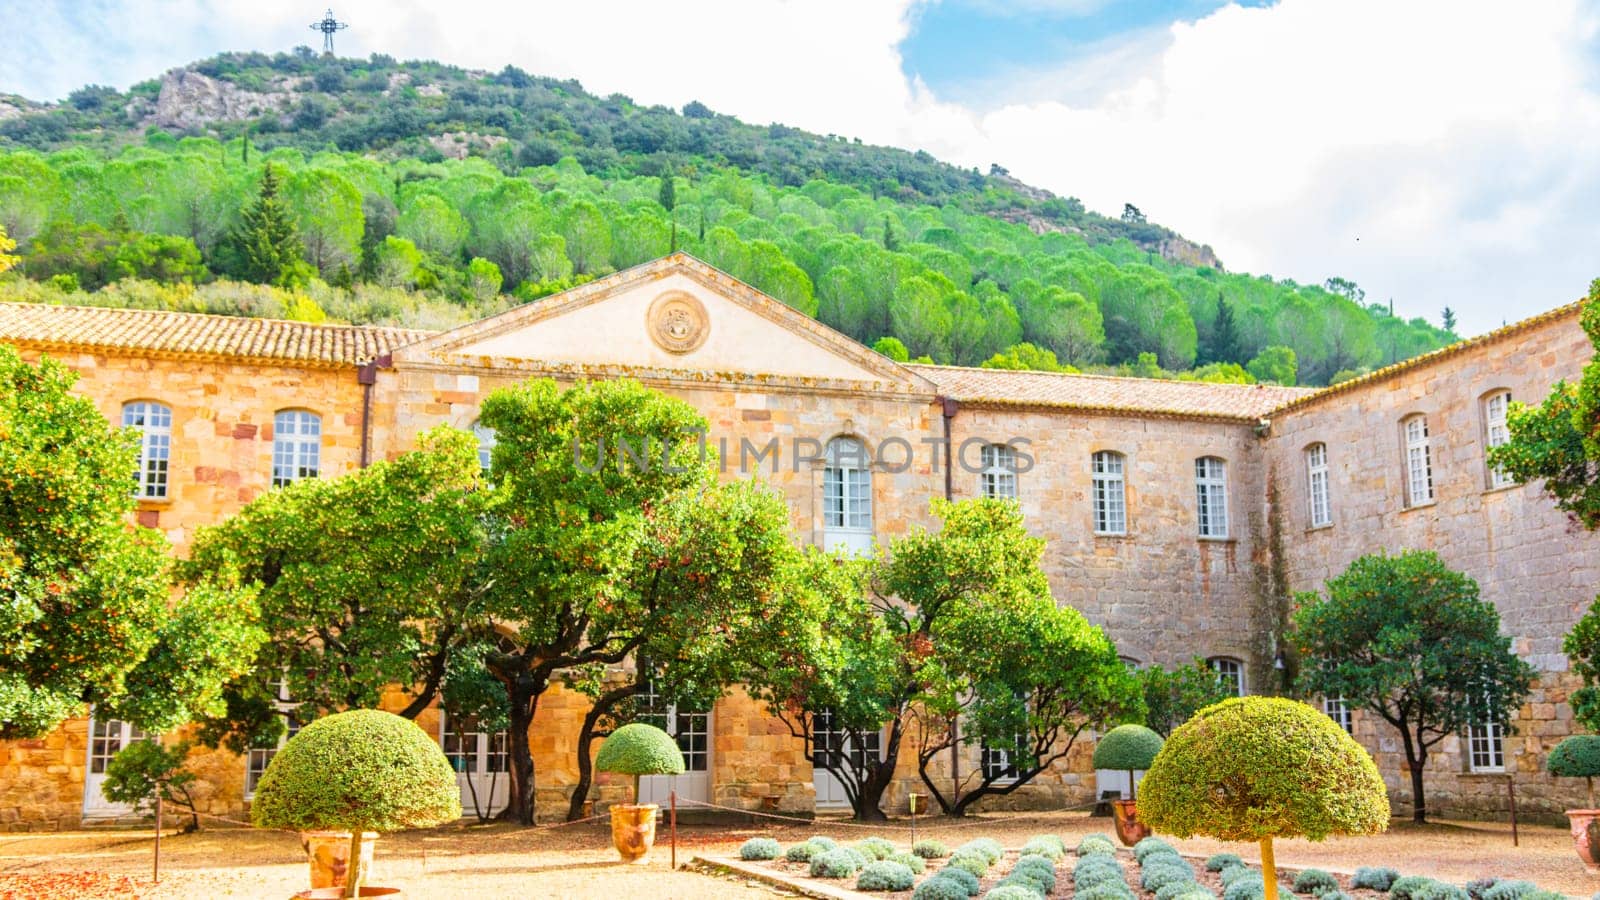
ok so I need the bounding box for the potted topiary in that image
[1138,697,1389,900]
[251,710,461,899]
[593,722,685,864]
[1092,723,1164,845]
[1547,734,1600,870]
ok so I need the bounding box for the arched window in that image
[979,443,1018,499]
[1091,451,1126,535]
[472,420,497,477]
[1207,656,1245,697]
[1482,391,1513,489]
[823,437,872,553]
[121,401,172,500]
[272,410,322,488]
[1305,442,1332,527]
[1402,415,1433,507]
[1194,456,1228,538]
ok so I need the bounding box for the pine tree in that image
[1207,294,1240,364]
[1442,306,1457,333]
[658,165,677,253]
[220,164,304,286]
[882,214,898,251]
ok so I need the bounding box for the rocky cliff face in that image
[152,69,293,129]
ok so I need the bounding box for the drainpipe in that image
[357,353,391,468]
[939,395,960,793]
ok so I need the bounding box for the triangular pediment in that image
[394,254,933,392]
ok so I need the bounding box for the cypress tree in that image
[221,164,303,286]
[1209,294,1240,364]
[658,164,677,252]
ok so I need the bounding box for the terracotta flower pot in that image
[300,831,377,890]
[291,888,402,899]
[609,803,659,864]
[1112,798,1150,846]
[1565,809,1600,872]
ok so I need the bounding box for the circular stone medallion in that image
[646,291,710,354]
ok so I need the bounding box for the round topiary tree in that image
[1138,697,1388,900]
[594,722,685,863]
[1093,723,1165,801]
[1548,734,1600,809]
[250,709,461,899]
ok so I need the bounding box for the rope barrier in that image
[668,796,1101,831]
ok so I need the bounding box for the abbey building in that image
[0,254,1595,828]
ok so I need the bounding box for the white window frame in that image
[1092,451,1127,535]
[1208,656,1245,697]
[1468,721,1505,773]
[823,437,873,553]
[979,443,1018,500]
[472,419,497,477]
[1306,443,1332,528]
[1483,391,1514,489]
[123,401,173,500]
[245,676,300,799]
[1403,415,1434,507]
[1323,696,1352,734]
[272,410,322,488]
[1195,456,1229,539]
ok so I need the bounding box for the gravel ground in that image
[0,811,1594,899]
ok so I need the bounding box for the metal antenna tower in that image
[310,8,348,54]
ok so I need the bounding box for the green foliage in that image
[872,336,911,361]
[1139,696,1389,842]
[738,837,781,860]
[1094,724,1165,771]
[1144,863,1198,892]
[1159,883,1211,900]
[858,860,916,892]
[593,723,685,778]
[1019,834,1065,861]
[889,851,927,874]
[216,164,308,286]
[1205,854,1243,872]
[985,884,1044,900]
[249,709,461,833]
[102,739,201,830]
[810,848,864,879]
[808,836,839,851]
[854,837,896,860]
[934,866,983,897]
[1292,869,1340,895]
[1482,881,1536,900]
[1140,658,1234,736]
[0,347,262,738]
[1246,346,1298,385]
[1293,550,1536,822]
[914,876,971,900]
[1351,868,1399,891]
[1076,834,1117,856]
[947,852,991,878]
[1548,735,1600,777]
[1391,877,1471,900]
[913,839,950,859]
[1077,884,1138,900]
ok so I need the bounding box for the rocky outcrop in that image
[152,69,291,129]
[1159,236,1223,271]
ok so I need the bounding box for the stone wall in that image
[1265,305,1600,821]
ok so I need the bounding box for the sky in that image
[2,1,1599,336]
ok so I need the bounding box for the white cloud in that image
[1,0,1597,333]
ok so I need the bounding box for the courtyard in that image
[0,812,1595,899]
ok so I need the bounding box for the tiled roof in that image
[0,302,429,368]
[910,364,1316,421]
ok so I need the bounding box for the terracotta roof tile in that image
[0,302,430,368]
[909,364,1317,422]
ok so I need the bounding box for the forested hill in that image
[0,50,1456,385]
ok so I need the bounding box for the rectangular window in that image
[1306,443,1332,527]
[272,410,322,488]
[1195,457,1229,538]
[981,739,1022,782]
[122,402,172,500]
[1484,392,1513,489]
[823,438,872,531]
[245,718,300,797]
[1323,696,1352,734]
[980,444,1018,500]
[1404,416,1434,506]
[1468,722,1505,772]
[1092,452,1127,535]
[1208,657,1245,697]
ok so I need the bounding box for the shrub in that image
[102,740,202,832]
[1139,697,1389,897]
[1481,881,1535,900]
[915,878,970,900]
[1321,893,1353,900]
[889,851,927,874]
[1133,835,1177,862]
[961,837,1003,865]
[785,841,821,862]
[1521,892,1564,900]
[947,852,991,878]
[1161,883,1217,900]
[1206,854,1244,872]
[934,865,982,897]
[1412,882,1470,900]
[984,887,1043,900]
[1006,859,1057,893]
[1078,833,1118,856]
[810,848,864,878]
[1095,723,1166,772]
[1144,863,1198,892]
[1014,854,1056,874]
[593,722,685,803]
[1465,879,1499,900]
[808,835,839,851]
[1391,877,1437,900]
[1172,891,1221,900]
[739,837,781,860]
[998,870,1051,897]
[1352,868,1400,891]
[858,860,916,892]
[855,837,897,860]
[914,838,951,859]
[1020,836,1065,861]
[1292,869,1339,896]
[1076,884,1138,900]
[1221,866,1258,887]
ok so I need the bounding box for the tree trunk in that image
[567,680,643,822]
[505,686,539,825]
[1260,836,1277,900]
[342,829,363,899]
[1398,727,1428,823]
[853,773,891,822]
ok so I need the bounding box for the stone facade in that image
[0,255,1594,828]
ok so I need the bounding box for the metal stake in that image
[153,794,162,883]
[1507,775,1519,847]
[670,789,678,870]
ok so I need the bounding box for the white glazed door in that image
[637,706,711,806]
[441,714,510,818]
[811,709,881,809]
[83,717,146,817]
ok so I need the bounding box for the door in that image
[440,713,510,819]
[811,708,881,809]
[83,716,147,817]
[635,683,711,806]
